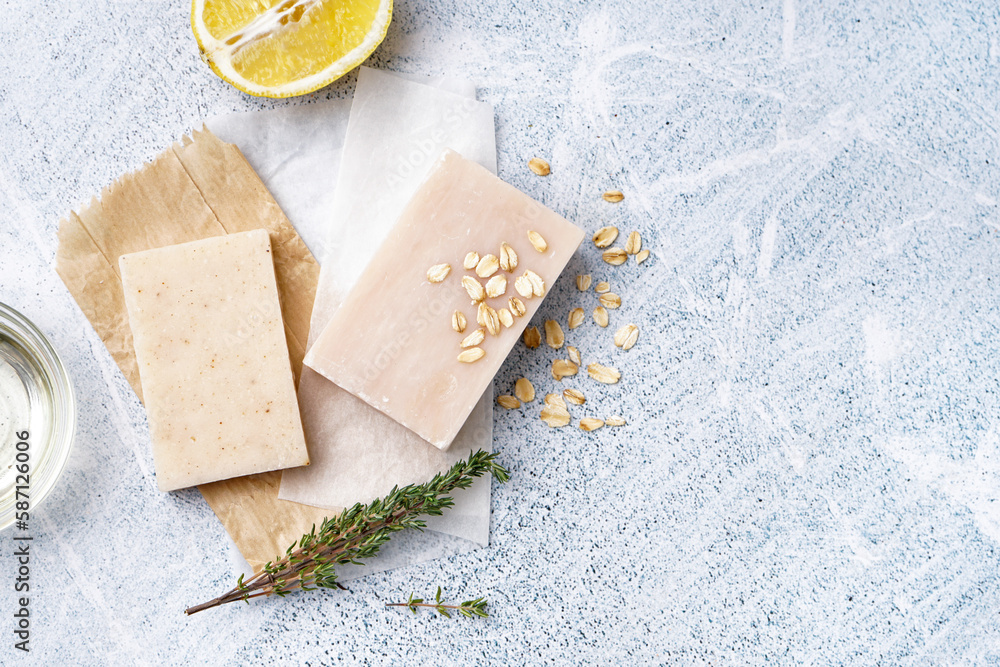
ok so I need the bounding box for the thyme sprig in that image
[387,587,489,619]
[185,450,508,615]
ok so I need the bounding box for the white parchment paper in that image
[207,68,497,581]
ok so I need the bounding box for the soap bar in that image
[305,149,585,449]
[120,229,309,491]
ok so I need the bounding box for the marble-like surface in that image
[2,1,1000,664]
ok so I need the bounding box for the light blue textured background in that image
[2,1,1000,664]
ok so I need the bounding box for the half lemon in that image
[192,0,392,98]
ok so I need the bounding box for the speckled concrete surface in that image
[2,1,1000,665]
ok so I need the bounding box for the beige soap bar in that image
[305,149,585,449]
[120,229,309,491]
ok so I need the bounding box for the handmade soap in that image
[305,149,585,449]
[120,229,309,491]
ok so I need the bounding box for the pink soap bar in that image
[305,150,584,449]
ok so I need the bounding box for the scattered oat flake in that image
[499,242,518,272]
[485,274,508,298]
[497,395,520,409]
[567,345,581,366]
[460,328,485,348]
[523,326,541,349]
[552,359,579,380]
[452,310,467,333]
[462,276,485,302]
[605,416,627,427]
[427,263,451,283]
[498,308,514,328]
[595,281,610,294]
[625,231,642,255]
[593,226,619,248]
[479,303,501,336]
[509,296,526,317]
[600,292,621,309]
[563,388,585,405]
[636,249,650,264]
[603,190,624,203]
[602,248,627,266]
[540,405,571,427]
[528,157,551,176]
[514,275,533,298]
[593,306,609,328]
[579,417,605,431]
[527,230,548,253]
[458,347,485,363]
[576,274,592,291]
[568,307,585,330]
[476,254,500,278]
[464,252,480,270]
[515,378,536,403]
[544,320,565,349]
[588,362,621,384]
[614,323,639,350]
[524,270,546,297]
[544,392,567,409]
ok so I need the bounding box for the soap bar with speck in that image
[305,149,585,449]
[120,229,309,491]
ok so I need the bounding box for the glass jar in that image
[0,302,75,530]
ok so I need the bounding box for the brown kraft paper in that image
[55,127,330,571]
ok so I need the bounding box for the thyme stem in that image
[386,588,489,618]
[185,450,508,615]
